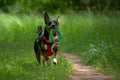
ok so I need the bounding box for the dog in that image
[34,12,60,66]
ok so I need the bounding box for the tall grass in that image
[60,12,120,76]
[0,13,42,43]
[0,12,120,79]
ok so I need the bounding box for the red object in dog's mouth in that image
[54,36,59,41]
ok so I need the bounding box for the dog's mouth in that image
[52,29,57,36]
[46,27,57,36]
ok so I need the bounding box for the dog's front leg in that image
[52,44,60,65]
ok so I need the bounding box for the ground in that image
[62,53,113,80]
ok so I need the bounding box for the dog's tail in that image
[36,26,42,36]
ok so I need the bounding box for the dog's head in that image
[44,12,60,33]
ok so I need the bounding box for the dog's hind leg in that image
[42,53,51,66]
[36,51,41,64]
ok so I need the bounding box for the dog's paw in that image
[53,58,57,65]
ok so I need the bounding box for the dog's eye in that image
[48,22,52,26]
[54,21,59,25]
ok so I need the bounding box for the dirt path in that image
[62,53,113,80]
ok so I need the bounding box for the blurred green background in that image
[0,0,120,14]
[0,0,120,80]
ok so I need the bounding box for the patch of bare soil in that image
[62,53,113,80]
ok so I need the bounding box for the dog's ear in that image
[56,16,60,22]
[44,12,49,24]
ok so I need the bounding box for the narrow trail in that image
[62,53,113,80]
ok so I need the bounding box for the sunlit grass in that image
[0,13,43,43]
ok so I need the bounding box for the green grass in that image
[0,13,73,80]
[60,12,120,77]
[0,12,120,79]
[0,43,73,80]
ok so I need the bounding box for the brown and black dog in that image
[34,12,60,65]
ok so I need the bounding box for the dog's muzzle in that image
[52,25,55,28]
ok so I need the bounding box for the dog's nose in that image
[52,25,55,27]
